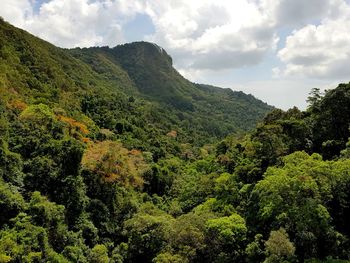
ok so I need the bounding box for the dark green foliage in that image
[308,84,350,159]
[0,179,25,226]
[264,228,296,263]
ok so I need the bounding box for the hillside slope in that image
[69,42,273,138]
[0,19,272,146]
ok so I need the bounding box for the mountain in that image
[68,42,273,139]
[0,19,272,147]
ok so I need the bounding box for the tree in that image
[0,213,51,262]
[264,228,296,263]
[28,192,68,251]
[252,151,349,260]
[0,140,24,187]
[123,203,175,262]
[152,252,187,263]
[308,83,350,158]
[205,213,247,262]
[307,88,322,110]
[81,140,147,188]
[0,180,25,226]
[19,103,55,127]
[89,244,109,263]
[246,234,265,263]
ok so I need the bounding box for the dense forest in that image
[1,18,350,263]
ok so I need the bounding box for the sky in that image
[1,0,350,110]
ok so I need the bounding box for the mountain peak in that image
[124,41,166,55]
[112,41,173,68]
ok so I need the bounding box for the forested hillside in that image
[0,18,272,148]
[68,42,272,140]
[1,18,350,263]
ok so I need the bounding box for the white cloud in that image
[0,0,33,27]
[1,0,349,73]
[261,0,344,26]
[276,1,350,79]
[0,0,280,70]
[1,0,145,48]
[144,0,278,70]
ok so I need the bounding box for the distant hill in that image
[0,19,272,147]
[69,42,273,138]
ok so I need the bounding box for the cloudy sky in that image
[1,0,350,109]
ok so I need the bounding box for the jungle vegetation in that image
[1,18,350,262]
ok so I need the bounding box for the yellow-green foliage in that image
[20,104,54,126]
[89,244,109,263]
[81,140,147,187]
